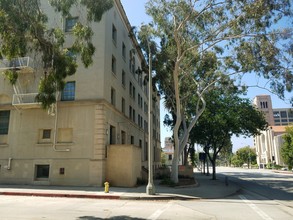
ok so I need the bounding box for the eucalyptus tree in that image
[0,0,113,108]
[190,90,267,180]
[145,0,292,182]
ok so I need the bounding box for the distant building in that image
[162,137,174,166]
[253,95,290,167]
[162,137,185,166]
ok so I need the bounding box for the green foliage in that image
[142,0,292,182]
[281,126,293,170]
[235,146,257,168]
[190,90,267,178]
[0,0,113,108]
[3,70,18,85]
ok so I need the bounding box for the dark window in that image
[42,129,51,139]
[121,130,126,144]
[0,111,10,135]
[121,98,125,114]
[111,88,116,106]
[281,111,287,118]
[122,42,126,59]
[129,106,132,119]
[122,70,126,86]
[273,111,280,118]
[110,125,116,145]
[112,24,117,44]
[61,81,75,101]
[112,55,116,74]
[35,165,50,179]
[168,155,172,160]
[131,136,134,145]
[65,17,78,32]
[59,168,65,175]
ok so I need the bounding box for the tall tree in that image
[190,90,267,179]
[281,126,293,170]
[0,0,113,108]
[145,0,292,183]
[235,146,257,168]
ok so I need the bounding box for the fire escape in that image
[0,57,40,108]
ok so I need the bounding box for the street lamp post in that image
[146,40,155,195]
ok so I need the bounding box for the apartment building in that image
[253,95,288,167]
[0,0,161,187]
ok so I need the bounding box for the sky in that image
[120,0,292,152]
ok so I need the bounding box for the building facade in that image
[253,95,289,167]
[0,0,161,186]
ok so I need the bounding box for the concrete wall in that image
[106,144,141,187]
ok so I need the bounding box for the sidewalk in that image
[0,171,240,200]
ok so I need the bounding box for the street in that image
[0,167,292,220]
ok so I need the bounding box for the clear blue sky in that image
[120,0,292,151]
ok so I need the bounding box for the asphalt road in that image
[0,167,292,220]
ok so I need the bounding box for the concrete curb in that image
[0,191,120,200]
[0,191,200,201]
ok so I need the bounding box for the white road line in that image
[147,201,173,220]
[239,195,273,220]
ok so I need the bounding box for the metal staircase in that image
[0,57,40,108]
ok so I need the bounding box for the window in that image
[112,55,116,74]
[110,125,116,145]
[61,82,75,101]
[111,88,116,106]
[0,111,10,135]
[168,155,172,160]
[35,165,50,180]
[131,135,134,145]
[59,168,65,175]
[129,106,132,119]
[129,82,132,97]
[132,86,135,100]
[42,129,51,139]
[133,109,135,122]
[122,42,126,59]
[281,111,287,118]
[122,70,126,87]
[112,24,117,44]
[121,97,125,114]
[65,17,78,32]
[121,130,126,144]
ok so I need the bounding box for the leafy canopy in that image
[144,0,292,182]
[281,126,293,170]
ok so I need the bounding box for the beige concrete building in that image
[253,95,289,167]
[0,0,161,186]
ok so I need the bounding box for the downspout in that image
[5,158,12,170]
[52,91,70,152]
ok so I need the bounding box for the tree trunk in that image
[171,153,179,183]
[211,160,216,180]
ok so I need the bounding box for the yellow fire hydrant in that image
[104,182,109,193]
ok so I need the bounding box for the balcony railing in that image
[12,93,40,108]
[0,57,34,73]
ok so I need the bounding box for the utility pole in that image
[145,30,155,195]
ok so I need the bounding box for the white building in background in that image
[253,95,290,167]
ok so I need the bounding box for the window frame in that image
[0,111,10,135]
[65,17,78,32]
[61,81,76,101]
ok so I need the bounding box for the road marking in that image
[147,201,173,220]
[239,195,273,220]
